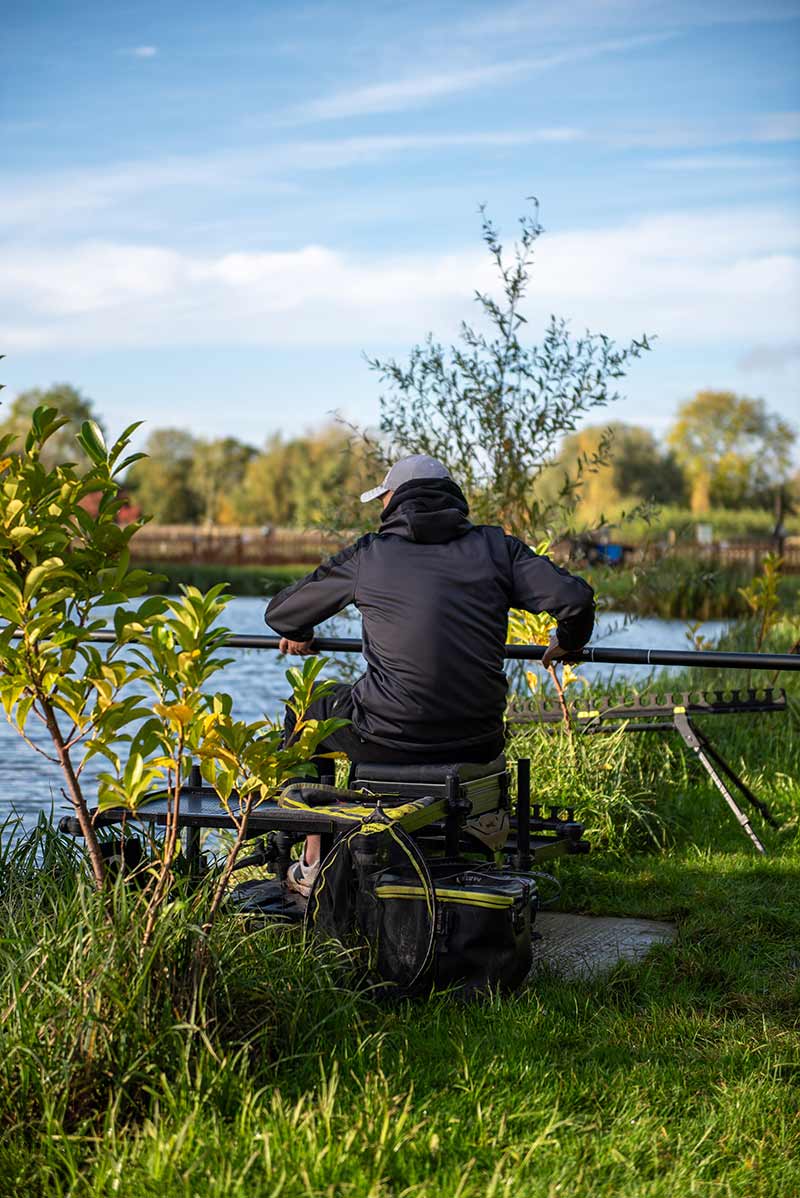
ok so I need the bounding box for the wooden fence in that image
[656,540,799,574]
[129,525,343,566]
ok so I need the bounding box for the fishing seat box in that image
[348,754,509,804]
[348,755,510,859]
[347,752,505,800]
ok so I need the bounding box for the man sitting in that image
[265,454,594,895]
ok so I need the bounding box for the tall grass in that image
[505,613,800,854]
[2,820,798,1195]
[587,557,800,620]
[0,818,373,1185]
[507,722,668,852]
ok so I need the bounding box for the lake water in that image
[0,597,728,827]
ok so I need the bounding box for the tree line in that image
[552,391,796,523]
[0,382,796,528]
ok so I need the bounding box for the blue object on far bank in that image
[596,543,624,565]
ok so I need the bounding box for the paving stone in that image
[532,912,677,980]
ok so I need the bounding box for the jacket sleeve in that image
[506,536,595,650]
[264,539,363,642]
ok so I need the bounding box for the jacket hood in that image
[379,477,473,544]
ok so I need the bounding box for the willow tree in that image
[339,203,653,542]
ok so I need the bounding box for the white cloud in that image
[2,208,798,356]
[609,111,800,150]
[462,0,800,38]
[295,63,531,122]
[738,342,800,371]
[0,131,582,233]
[0,158,225,229]
[648,154,781,170]
[292,35,674,122]
[751,111,800,142]
[4,106,793,240]
[130,46,158,59]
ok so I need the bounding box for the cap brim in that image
[359,484,390,503]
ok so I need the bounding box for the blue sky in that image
[2,0,799,452]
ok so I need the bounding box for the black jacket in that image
[265,479,594,752]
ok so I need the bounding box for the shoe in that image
[464,810,510,852]
[285,856,320,898]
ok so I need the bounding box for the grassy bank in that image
[139,557,800,621]
[2,619,799,1196]
[2,839,798,1197]
[140,560,309,597]
[591,505,800,542]
[586,559,800,620]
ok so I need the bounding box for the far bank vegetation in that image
[2,386,796,542]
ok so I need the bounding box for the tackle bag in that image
[305,816,536,996]
[360,860,535,997]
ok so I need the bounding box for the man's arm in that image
[265,539,365,650]
[506,537,595,659]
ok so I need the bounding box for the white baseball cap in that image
[360,454,451,503]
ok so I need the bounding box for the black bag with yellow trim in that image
[305,812,535,996]
[362,859,534,996]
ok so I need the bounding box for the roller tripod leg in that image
[674,713,766,854]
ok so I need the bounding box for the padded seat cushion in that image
[280,783,368,807]
[351,754,507,785]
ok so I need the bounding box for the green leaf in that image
[216,768,235,802]
[27,406,69,454]
[31,586,75,614]
[8,525,36,546]
[82,740,121,771]
[14,694,35,732]
[97,591,129,607]
[76,419,108,465]
[129,752,144,786]
[136,595,167,621]
[22,557,66,603]
[114,452,147,474]
[108,422,144,468]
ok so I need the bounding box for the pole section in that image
[20,630,800,672]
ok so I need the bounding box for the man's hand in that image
[541,635,569,670]
[278,637,316,656]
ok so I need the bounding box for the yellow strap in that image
[375,884,514,909]
[278,793,426,822]
[387,824,435,921]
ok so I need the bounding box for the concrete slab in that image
[532,912,677,980]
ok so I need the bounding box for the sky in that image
[2,0,799,453]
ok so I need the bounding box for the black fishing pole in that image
[83,631,800,671]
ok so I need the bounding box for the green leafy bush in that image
[0,406,153,884]
[0,407,344,922]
